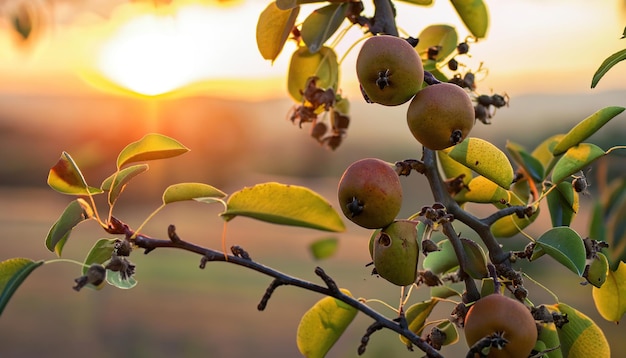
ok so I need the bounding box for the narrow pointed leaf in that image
[446,137,515,189]
[506,141,544,182]
[309,237,339,260]
[301,3,348,53]
[535,227,586,276]
[162,183,226,204]
[415,25,458,62]
[82,238,117,275]
[48,152,103,195]
[101,164,149,205]
[0,258,44,316]
[450,0,489,39]
[116,133,189,169]
[221,182,345,232]
[591,49,626,88]
[551,143,605,184]
[532,134,564,177]
[400,298,440,345]
[552,106,625,155]
[296,288,357,358]
[460,237,488,279]
[288,46,339,102]
[256,2,299,62]
[46,198,94,256]
[546,181,579,227]
[592,261,626,323]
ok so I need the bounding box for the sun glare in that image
[96,1,283,97]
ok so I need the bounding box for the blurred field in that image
[1,91,626,357]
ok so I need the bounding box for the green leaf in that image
[460,237,488,279]
[551,143,606,185]
[0,258,44,316]
[287,46,339,102]
[47,152,104,195]
[256,2,299,62]
[82,239,117,275]
[116,133,189,169]
[591,49,626,88]
[309,237,339,260]
[46,198,94,256]
[592,261,626,323]
[301,3,348,53]
[101,164,149,205]
[400,298,440,345]
[506,141,544,182]
[450,0,489,39]
[446,137,515,189]
[296,288,357,358]
[106,270,137,290]
[221,182,345,232]
[549,302,611,357]
[535,227,586,276]
[552,106,625,155]
[546,181,579,227]
[415,25,458,62]
[162,183,226,204]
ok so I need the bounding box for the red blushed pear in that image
[406,83,475,150]
[337,158,402,229]
[356,35,424,106]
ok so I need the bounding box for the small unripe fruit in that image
[464,294,537,358]
[372,220,419,286]
[356,35,424,106]
[337,158,402,229]
[406,83,474,150]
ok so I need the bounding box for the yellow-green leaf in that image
[162,183,226,204]
[548,302,611,357]
[592,261,626,323]
[101,164,149,205]
[400,298,440,345]
[301,3,348,53]
[415,24,458,62]
[287,46,339,102]
[591,49,626,88]
[535,227,586,276]
[506,141,545,181]
[446,137,514,189]
[491,192,539,238]
[309,237,339,260]
[551,143,606,185]
[532,134,564,175]
[296,288,357,358]
[0,258,44,316]
[435,319,459,346]
[221,182,345,232]
[47,152,103,195]
[450,0,489,39]
[116,133,189,169]
[256,2,299,62]
[45,198,94,256]
[437,149,472,185]
[82,239,117,276]
[455,175,509,204]
[397,0,433,5]
[552,107,625,155]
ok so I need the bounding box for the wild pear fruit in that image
[372,220,419,286]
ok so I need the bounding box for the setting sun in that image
[95,1,291,97]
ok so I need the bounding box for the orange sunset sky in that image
[0,0,625,100]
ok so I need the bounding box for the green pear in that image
[373,220,419,286]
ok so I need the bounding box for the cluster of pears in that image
[337,158,418,286]
[356,35,475,150]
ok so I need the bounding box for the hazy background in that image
[1,0,626,357]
